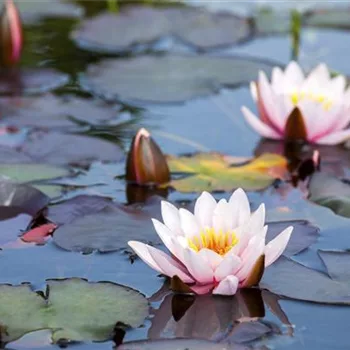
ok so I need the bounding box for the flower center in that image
[290,91,332,111]
[187,228,238,256]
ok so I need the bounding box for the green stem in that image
[107,0,119,13]
[290,9,302,61]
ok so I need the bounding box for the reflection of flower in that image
[128,189,293,295]
[242,62,350,145]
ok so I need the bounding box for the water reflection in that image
[148,283,293,345]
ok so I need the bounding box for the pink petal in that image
[241,106,281,140]
[213,199,232,232]
[182,249,214,284]
[264,226,293,267]
[316,128,350,145]
[213,275,239,296]
[179,208,200,239]
[229,188,251,228]
[284,61,304,88]
[190,283,214,295]
[198,248,223,270]
[214,253,241,282]
[271,67,285,92]
[302,63,330,90]
[332,105,350,132]
[194,191,216,228]
[21,223,57,244]
[329,75,346,97]
[161,201,182,235]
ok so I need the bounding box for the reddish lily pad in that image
[0,69,69,95]
[20,223,57,244]
[79,55,276,103]
[166,153,287,192]
[0,94,123,128]
[52,197,163,253]
[72,6,250,53]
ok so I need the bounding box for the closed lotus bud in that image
[126,128,170,185]
[0,0,22,67]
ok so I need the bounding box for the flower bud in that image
[0,0,23,67]
[284,107,307,142]
[126,128,170,186]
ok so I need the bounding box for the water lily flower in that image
[0,0,23,66]
[128,189,293,296]
[242,61,350,145]
[126,128,170,186]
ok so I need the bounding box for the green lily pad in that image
[79,55,276,103]
[308,172,350,218]
[306,9,350,29]
[0,278,148,343]
[166,153,287,192]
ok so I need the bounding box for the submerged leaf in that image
[308,172,350,218]
[79,55,276,103]
[0,278,148,343]
[166,153,287,192]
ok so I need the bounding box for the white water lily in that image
[128,189,293,296]
[242,61,350,145]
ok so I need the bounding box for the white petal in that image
[128,241,161,272]
[264,226,293,267]
[241,106,281,140]
[229,188,251,228]
[329,75,346,98]
[213,275,239,296]
[194,191,217,228]
[198,248,223,270]
[161,201,182,235]
[213,199,232,232]
[284,61,305,88]
[182,249,214,284]
[303,63,330,91]
[271,67,285,93]
[250,81,258,102]
[214,253,241,281]
[316,128,350,145]
[179,208,200,239]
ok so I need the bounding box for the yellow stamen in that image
[187,227,238,256]
[290,91,333,111]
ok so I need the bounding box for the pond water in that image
[1,1,350,349]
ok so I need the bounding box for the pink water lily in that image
[242,61,350,145]
[128,189,293,296]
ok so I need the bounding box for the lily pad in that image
[21,132,124,166]
[308,172,350,218]
[72,6,250,53]
[166,153,287,192]
[306,9,350,29]
[267,220,319,257]
[0,278,148,343]
[117,339,248,350]
[0,0,84,24]
[0,94,123,128]
[0,146,32,163]
[0,69,69,95]
[261,255,350,304]
[0,179,49,216]
[79,55,276,103]
[52,197,163,253]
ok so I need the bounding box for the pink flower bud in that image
[0,0,23,66]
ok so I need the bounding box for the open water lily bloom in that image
[128,189,293,296]
[242,61,350,145]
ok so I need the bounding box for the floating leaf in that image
[53,197,163,253]
[79,55,276,103]
[72,6,250,54]
[0,94,124,128]
[306,9,350,29]
[267,220,319,257]
[0,278,148,343]
[0,0,84,24]
[261,255,350,304]
[166,153,287,192]
[318,250,350,283]
[308,172,350,218]
[20,223,57,244]
[117,339,248,350]
[21,132,124,166]
[0,68,69,95]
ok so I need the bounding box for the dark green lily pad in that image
[0,278,148,343]
[72,6,250,54]
[118,339,250,350]
[53,197,163,253]
[261,255,350,304]
[0,69,69,96]
[308,172,350,218]
[0,0,84,24]
[79,55,276,103]
[21,132,124,166]
[0,94,123,128]
[306,9,350,29]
